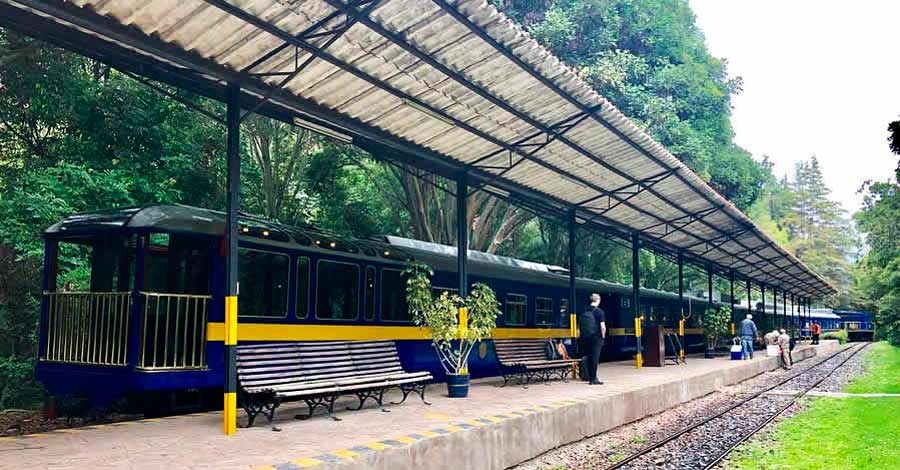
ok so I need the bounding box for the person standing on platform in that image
[811,321,821,345]
[739,314,759,360]
[578,293,607,385]
[778,328,793,370]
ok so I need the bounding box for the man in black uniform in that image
[578,293,607,385]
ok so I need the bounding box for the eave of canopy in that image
[0,0,836,297]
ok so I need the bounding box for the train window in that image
[90,236,134,292]
[143,235,209,294]
[535,297,553,326]
[505,294,527,326]
[560,298,570,327]
[381,269,411,322]
[238,249,289,317]
[296,257,310,319]
[316,261,359,320]
[365,267,376,320]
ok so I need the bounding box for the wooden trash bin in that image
[643,325,666,367]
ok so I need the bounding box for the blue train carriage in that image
[834,310,875,342]
[38,204,723,409]
[801,308,844,338]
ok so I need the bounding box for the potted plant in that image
[700,305,732,358]
[404,263,500,398]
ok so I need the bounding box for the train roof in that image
[809,308,842,320]
[48,204,755,309]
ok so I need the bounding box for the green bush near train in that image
[404,263,501,377]
[822,329,849,344]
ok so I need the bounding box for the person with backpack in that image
[578,293,607,385]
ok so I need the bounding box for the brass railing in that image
[138,292,210,370]
[43,292,131,366]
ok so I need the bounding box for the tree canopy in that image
[853,119,900,345]
[0,0,873,406]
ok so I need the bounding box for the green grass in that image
[727,342,900,470]
[846,342,900,393]
[727,397,900,470]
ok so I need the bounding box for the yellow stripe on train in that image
[206,323,571,342]
[205,323,705,342]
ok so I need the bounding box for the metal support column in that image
[729,271,736,336]
[456,172,468,297]
[746,279,752,316]
[782,289,787,331]
[568,209,577,338]
[456,172,469,373]
[806,298,810,338]
[223,83,240,436]
[707,268,713,306]
[632,232,642,368]
[761,284,766,328]
[772,287,777,330]
[790,293,795,336]
[678,253,685,363]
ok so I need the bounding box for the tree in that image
[889,117,900,179]
[852,118,900,345]
[242,116,319,223]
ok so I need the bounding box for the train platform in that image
[0,341,841,470]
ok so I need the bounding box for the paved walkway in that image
[0,343,835,470]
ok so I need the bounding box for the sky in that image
[690,0,899,214]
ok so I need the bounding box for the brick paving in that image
[0,346,821,470]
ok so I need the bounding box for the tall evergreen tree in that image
[780,157,857,297]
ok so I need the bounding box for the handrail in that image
[137,292,210,370]
[42,292,131,366]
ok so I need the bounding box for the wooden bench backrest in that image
[348,341,406,376]
[238,340,410,390]
[297,340,407,382]
[493,339,549,365]
[236,343,305,390]
[296,341,359,383]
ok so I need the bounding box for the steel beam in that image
[319,0,819,290]
[223,83,240,436]
[632,232,642,368]
[730,271,736,324]
[761,284,766,324]
[427,0,827,294]
[457,172,468,297]
[568,209,577,328]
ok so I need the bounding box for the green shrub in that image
[822,330,849,344]
[0,356,44,409]
[404,263,500,375]
[701,306,732,348]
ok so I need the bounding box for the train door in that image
[137,233,214,370]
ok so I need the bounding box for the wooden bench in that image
[236,340,431,426]
[493,338,578,386]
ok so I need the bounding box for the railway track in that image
[603,343,871,470]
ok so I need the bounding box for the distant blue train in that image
[799,309,875,342]
[37,205,764,409]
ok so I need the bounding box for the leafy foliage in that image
[821,330,848,345]
[852,118,900,346]
[404,264,500,375]
[700,305,731,348]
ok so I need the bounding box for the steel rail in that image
[603,343,870,470]
[700,342,871,470]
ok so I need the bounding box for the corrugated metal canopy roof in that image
[1,0,836,297]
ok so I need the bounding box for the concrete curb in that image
[270,341,841,470]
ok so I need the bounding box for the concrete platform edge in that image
[312,342,842,470]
